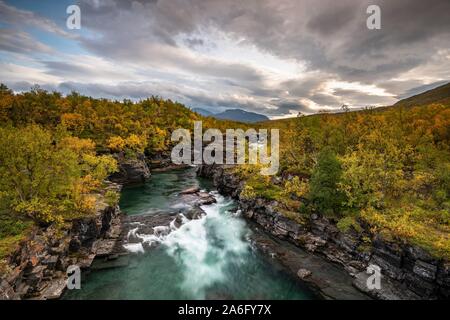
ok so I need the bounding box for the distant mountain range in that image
[192,108,269,123]
[192,82,450,122]
[192,108,215,117]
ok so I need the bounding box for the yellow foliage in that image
[61,113,84,132]
[61,136,96,156]
[240,185,256,199]
[125,134,147,153]
[283,176,309,198]
[107,136,126,152]
[75,195,97,215]
[107,134,147,154]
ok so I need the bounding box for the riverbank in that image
[197,163,450,300]
[63,167,319,300]
[0,153,187,300]
[0,182,122,300]
[3,156,447,300]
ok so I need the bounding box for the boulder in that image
[180,186,200,194]
[413,260,437,281]
[0,183,122,300]
[109,153,150,185]
[40,278,66,300]
[297,268,312,279]
[197,192,216,205]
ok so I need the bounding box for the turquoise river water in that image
[64,168,315,300]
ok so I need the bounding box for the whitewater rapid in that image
[123,192,251,298]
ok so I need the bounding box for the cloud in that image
[0,0,73,38]
[183,37,205,48]
[0,63,60,84]
[331,88,396,107]
[0,29,53,54]
[1,0,449,118]
[268,98,314,115]
[397,80,449,99]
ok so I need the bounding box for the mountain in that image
[214,109,269,123]
[192,108,214,116]
[394,82,450,108]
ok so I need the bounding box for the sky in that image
[0,0,449,118]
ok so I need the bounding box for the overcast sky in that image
[0,0,449,118]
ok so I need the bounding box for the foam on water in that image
[65,168,315,300]
[123,242,144,253]
[163,193,250,298]
[122,192,250,298]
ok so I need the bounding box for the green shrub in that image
[308,147,346,216]
[105,190,120,206]
[337,216,362,233]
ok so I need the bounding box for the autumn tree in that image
[0,125,117,225]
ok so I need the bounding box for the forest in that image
[240,84,450,260]
[0,82,449,271]
[0,84,245,266]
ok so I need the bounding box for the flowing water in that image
[64,168,315,300]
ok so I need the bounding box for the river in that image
[64,168,316,300]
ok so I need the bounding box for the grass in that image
[361,205,450,260]
[337,216,363,233]
[232,156,450,260]
[276,207,308,225]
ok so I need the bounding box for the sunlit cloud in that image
[0,0,449,118]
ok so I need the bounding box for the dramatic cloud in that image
[0,0,449,117]
[0,29,53,54]
[0,0,73,38]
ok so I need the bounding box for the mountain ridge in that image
[192,107,269,123]
[394,82,450,108]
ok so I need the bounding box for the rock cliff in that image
[197,164,450,300]
[0,183,123,300]
[109,152,151,185]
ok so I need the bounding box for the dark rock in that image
[436,262,450,287]
[0,280,19,300]
[185,207,205,220]
[297,268,312,279]
[180,186,200,194]
[197,163,449,300]
[353,271,419,300]
[372,244,403,268]
[109,153,150,185]
[68,237,81,253]
[95,240,118,257]
[15,282,31,298]
[41,256,58,269]
[302,234,327,253]
[405,245,435,263]
[370,254,405,280]
[0,182,122,300]
[413,260,437,281]
[40,278,66,300]
[310,218,329,237]
[404,272,437,298]
[274,216,300,235]
[197,192,216,205]
[90,256,130,270]
[334,233,360,254]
